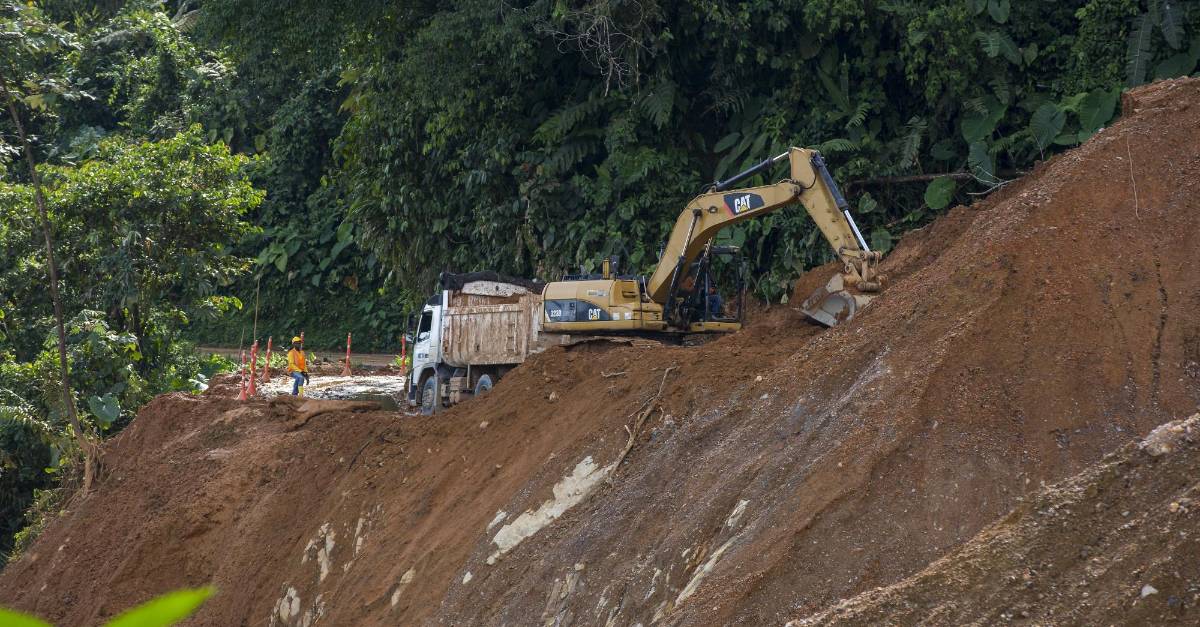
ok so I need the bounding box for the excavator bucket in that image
[800,273,875,327]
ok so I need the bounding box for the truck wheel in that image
[420,377,439,415]
[474,374,494,396]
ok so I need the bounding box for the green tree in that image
[0,127,260,558]
[1,0,99,494]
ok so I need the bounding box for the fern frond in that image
[641,82,675,129]
[989,77,1012,105]
[846,102,870,129]
[898,116,926,168]
[990,130,1025,154]
[813,137,856,153]
[975,31,1001,58]
[0,389,51,438]
[962,96,990,114]
[534,97,605,144]
[542,136,600,175]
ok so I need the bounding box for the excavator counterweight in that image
[542,147,884,336]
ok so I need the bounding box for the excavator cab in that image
[669,244,746,332]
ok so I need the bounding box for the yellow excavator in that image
[541,147,884,336]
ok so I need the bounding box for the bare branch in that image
[530,0,652,95]
[609,364,676,481]
[848,170,1029,190]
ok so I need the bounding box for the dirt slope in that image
[790,414,1200,626]
[1,77,1199,626]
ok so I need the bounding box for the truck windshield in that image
[416,312,432,343]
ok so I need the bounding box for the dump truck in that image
[406,272,562,414]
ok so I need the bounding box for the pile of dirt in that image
[791,414,1200,625]
[1,77,1198,625]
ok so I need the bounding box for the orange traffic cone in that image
[261,336,273,382]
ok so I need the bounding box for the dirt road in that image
[198,345,400,368]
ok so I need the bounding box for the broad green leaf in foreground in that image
[0,608,52,627]
[104,587,214,627]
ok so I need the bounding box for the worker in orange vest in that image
[287,336,310,395]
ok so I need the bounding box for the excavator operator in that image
[287,336,310,396]
[707,285,724,319]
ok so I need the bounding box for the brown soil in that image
[790,414,1200,626]
[2,78,1199,626]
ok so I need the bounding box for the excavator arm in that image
[646,147,882,325]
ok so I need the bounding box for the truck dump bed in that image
[440,280,550,367]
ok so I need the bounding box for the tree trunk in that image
[0,73,98,493]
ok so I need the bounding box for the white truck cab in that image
[408,293,446,413]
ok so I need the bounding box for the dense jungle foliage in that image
[2,0,1200,559]
[198,0,1200,305]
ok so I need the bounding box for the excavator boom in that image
[647,148,878,307]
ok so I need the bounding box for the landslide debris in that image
[790,414,1200,626]
[1,78,1198,626]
